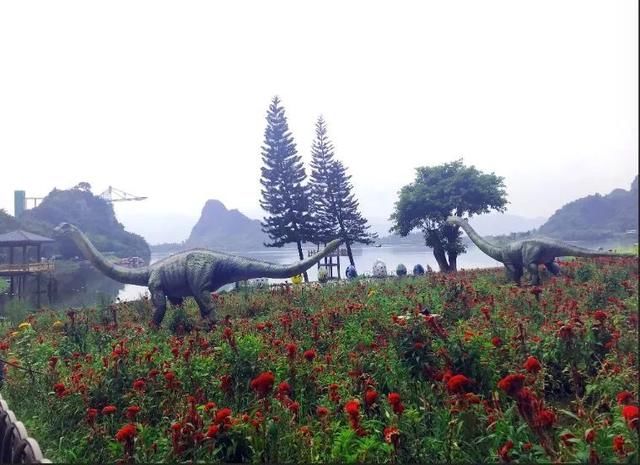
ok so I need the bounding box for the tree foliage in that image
[259,97,311,279]
[390,159,507,272]
[308,117,376,266]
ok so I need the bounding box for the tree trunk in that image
[345,241,355,267]
[296,240,309,282]
[432,246,451,273]
[447,251,458,272]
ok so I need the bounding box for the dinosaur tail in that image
[551,243,635,258]
[237,239,343,280]
[55,223,150,286]
[447,216,503,261]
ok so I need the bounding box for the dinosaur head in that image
[54,222,79,237]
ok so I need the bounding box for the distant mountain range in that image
[538,175,638,241]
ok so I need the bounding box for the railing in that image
[0,262,54,274]
[0,393,50,463]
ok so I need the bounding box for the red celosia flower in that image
[365,389,378,407]
[617,391,634,405]
[115,423,137,442]
[446,374,471,393]
[387,392,404,415]
[498,440,513,462]
[132,378,146,392]
[250,371,275,397]
[214,407,232,425]
[498,374,526,396]
[584,428,596,444]
[345,399,360,417]
[206,424,220,438]
[204,402,217,412]
[125,405,141,420]
[102,405,117,415]
[612,435,626,456]
[480,306,491,321]
[317,406,329,417]
[383,426,400,446]
[285,343,297,360]
[491,336,503,347]
[303,349,316,362]
[278,381,291,396]
[558,324,573,340]
[523,356,542,374]
[164,371,180,390]
[86,408,98,424]
[593,310,607,322]
[622,405,639,430]
[220,374,233,394]
[288,401,300,415]
[535,408,556,428]
[53,383,66,398]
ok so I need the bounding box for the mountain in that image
[19,187,150,260]
[185,200,268,251]
[538,176,638,241]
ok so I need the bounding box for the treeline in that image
[259,97,376,280]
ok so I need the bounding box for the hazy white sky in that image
[1,1,637,241]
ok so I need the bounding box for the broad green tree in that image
[390,159,507,272]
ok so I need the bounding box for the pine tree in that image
[259,96,312,281]
[308,116,377,267]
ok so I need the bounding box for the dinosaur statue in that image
[55,223,342,326]
[446,216,632,285]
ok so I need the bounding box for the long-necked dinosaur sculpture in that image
[55,223,342,326]
[446,216,632,285]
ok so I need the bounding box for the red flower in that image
[214,407,232,425]
[277,381,291,396]
[204,402,217,412]
[132,378,146,392]
[612,435,626,456]
[285,343,297,360]
[220,374,233,394]
[125,405,141,420]
[383,426,400,446]
[317,406,329,417]
[102,405,117,415]
[345,399,360,417]
[523,356,542,374]
[498,374,525,396]
[250,371,275,397]
[480,306,491,321]
[86,408,98,424]
[387,392,404,415]
[446,374,471,393]
[498,440,513,462]
[491,336,503,347]
[206,424,220,438]
[584,428,596,444]
[288,401,300,415]
[53,383,66,398]
[593,310,607,322]
[303,349,316,362]
[534,408,556,429]
[558,324,573,340]
[560,432,575,447]
[617,391,634,405]
[115,423,137,442]
[622,405,639,430]
[365,389,378,407]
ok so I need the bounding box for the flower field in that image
[1,257,638,463]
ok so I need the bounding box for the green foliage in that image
[389,159,507,272]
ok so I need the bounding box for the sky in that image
[1,1,637,243]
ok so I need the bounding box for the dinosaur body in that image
[446,216,631,285]
[55,223,341,325]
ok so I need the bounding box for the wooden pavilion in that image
[0,230,55,306]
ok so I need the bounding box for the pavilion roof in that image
[0,230,55,246]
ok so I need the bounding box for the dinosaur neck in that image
[67,230,150,285]
[456,221,503,261]
[236,239,342,280]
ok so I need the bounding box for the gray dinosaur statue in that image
[446,216,632,285]
[55,223,342,326]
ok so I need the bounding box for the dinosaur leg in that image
[526,263,540,286]
[150,287,168,327]
[504,264,515,282]
[168,296,184,307]
[545,261,561,276]
[193,291,218,325]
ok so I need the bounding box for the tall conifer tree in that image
[259,96,312,281]
[308,116,377,267]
